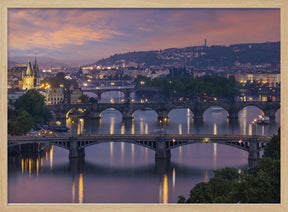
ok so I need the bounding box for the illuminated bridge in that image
[47,100,280,124]
[8,134,271,164]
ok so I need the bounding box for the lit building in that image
[21,58,41,90]
[46,88,64,105]
[21,62,34,90]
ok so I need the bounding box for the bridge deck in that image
[8,134,271,143]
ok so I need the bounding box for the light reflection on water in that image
[8,106,280,203]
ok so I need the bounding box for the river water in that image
[8,102,280,203]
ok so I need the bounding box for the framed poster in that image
[0,0,287,211]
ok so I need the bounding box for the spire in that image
[26,61,33,76]
[33,57,39,76]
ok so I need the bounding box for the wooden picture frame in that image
[0,0,287,211]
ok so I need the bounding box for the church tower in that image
[22,62,34,90]
[33,57,41,88]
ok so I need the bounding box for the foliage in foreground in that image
[8,89,52,135]
[178,130,280,203]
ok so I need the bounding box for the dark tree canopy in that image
[14,89,51,124]
[264,128,280,160]
[8,109,33,135]
[149,75,239,98]
[178,130,280,204]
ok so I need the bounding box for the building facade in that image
[46,88,64,105]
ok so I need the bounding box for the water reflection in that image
[79,173,83,203]
[9,147,249,204]
[8,106,280,203]
[79,107,279,136]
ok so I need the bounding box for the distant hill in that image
[94,41,280,68]
[8,56,65,69]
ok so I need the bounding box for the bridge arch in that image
[99,90,126,103]
[132,109,158,121]
[203,106,229,121]
[167,139,250,152]
[78,140,156,151]
[167,108,193,122]
[66,107,88,119]
[99,107,123,119]
[238,106,264,121]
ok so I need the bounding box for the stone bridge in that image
[82,87,161,100]
[47,100,280,123]
[8,134,271,165]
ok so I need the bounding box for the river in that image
[8,102,280,203]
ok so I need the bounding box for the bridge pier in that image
[228,111,238,121]
[69,137,85,159]
[89,112,101,119]
[154,159,171,175]
[193,113,203,121]
[96,90,102,101]
[248,139,259,168]
[69,157,85,174]
[155,138,171,160]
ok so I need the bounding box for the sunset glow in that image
[8,8,280,63]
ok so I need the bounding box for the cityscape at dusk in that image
[7,8,280,204]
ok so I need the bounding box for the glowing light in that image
[110,117,115,135]
[110,82,115,86]
[131,120,135,134]
[172,168,176,191]
[29,158,32,176]
[204,138,209,143]
[21,158,24,173]
[140,81,145,85]
[50,146,53,170]
[140,120,144,134]
[72,177,75,203]
[36,158,39,176]
[248,124,252,135]
[213,123,217,135]
[145,123,148,134]
[213,143,217,169]
[121,123,125,134]
[178,123,182,135]
[79,173,83,203]
[163,174,168,204]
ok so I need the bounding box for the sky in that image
[8,8,280,64]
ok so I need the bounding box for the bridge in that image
[47,100,280,124]
[8,134,271,166]
[82,86,161,101]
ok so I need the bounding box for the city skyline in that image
[8,8,280,64]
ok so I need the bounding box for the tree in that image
[8,109,34,135]
[178,132,281,204]
[264,128,280,160]
[89,97,98,104]
[78,95,89,103]
[14,89,51,124]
